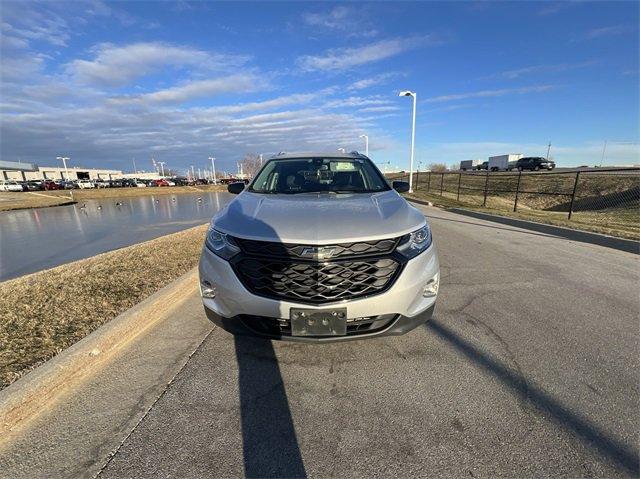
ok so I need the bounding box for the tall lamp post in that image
[359,134,369,156]
[56,156,70,180]
[209,156,217,184]
[158,161,165,177]
[399,90,417,193]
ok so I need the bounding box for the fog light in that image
[200,280,217,299]
[423,274,439,298]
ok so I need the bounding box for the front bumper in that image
[198,243,439,342]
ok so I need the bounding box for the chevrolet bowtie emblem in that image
[300,246,337,260]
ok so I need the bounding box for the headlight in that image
[205,227,240,260]
[397,225,432,260]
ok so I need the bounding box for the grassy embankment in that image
[0,184,226,212]
[401,172,639,240]
[0,224,208,389]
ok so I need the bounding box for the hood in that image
[212,190,426,244]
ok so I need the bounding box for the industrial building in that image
[0,160,122,181]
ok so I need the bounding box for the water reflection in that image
[0,192,231,281]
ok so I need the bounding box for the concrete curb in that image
[407,197,639,255]
[0,268,199,441]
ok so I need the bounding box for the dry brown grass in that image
[406,191,640,240]
[0,224,208,389]
[0,192,75,212]
[0,185,226,212]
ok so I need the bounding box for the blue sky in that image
[1,1,638,174]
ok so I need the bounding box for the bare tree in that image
[239,153,262,178]
[428,163,447,172]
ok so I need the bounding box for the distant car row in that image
[460,157,556,172]
[0,177,241,192]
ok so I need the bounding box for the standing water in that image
[0,192,232,282]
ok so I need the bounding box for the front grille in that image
[234,257,400,303]
[236,237,398,259]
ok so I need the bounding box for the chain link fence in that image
[391,168,640,238]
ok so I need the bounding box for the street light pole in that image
[600,140,607,167]
[208,157,217,184]
[158,161,165,177]
[56,156,70,180]
[359,134,369,156]
[546,142,551,161]
[399,90,417,193]
[191,165,195,181]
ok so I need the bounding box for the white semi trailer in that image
[488,154,522,171]
[459,160,481,171]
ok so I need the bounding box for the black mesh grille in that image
[236,237,398,259]
[238,314,397,337]
[234,257,401,303]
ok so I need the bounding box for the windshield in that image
[249,157,390,194]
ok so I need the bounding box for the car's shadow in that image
[234,335,307,478]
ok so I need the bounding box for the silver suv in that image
[199,152,439,341]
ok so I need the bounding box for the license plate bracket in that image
[290,308,347,336]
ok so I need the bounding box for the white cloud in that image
[109,75,263,105]
[424,85,557,103]
[358,105,401,113]
[584,24,632,40]
[297,35,441,72]
[66,42,249,87]
[348,72,402,91]
[1,9,70,47]
[301,6,378,38]
[199,93,322,115]
[481,61,596,80]
[537,1,581,16]
[323,95,393,109]
[302,6,351,29]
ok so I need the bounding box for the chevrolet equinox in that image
[199,152,439,341]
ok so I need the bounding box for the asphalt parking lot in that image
[96,206,639,478]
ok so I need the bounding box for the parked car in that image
[514,157,556,171]
[24,180,43,191]
[77,180,95,189]
[199,152,440,342]
[476,161,488,171]
[0,180,24,192]
[42,180,61,190]
[134,180,147,188]
[172,177,190,186]
[153,179,170,187]
[61,181,77,190]
[164,179,176,186]
[94,179,110,188]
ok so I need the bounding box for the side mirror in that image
[392,180,410,193]
[227,182,245,194]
